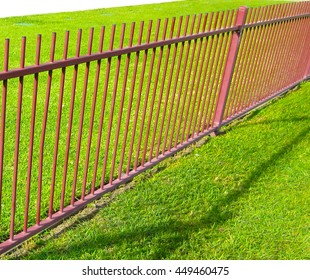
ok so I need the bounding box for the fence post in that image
[212,6,248,130]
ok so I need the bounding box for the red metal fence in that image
[0,2,309,255]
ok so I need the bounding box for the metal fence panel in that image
[0,2,309,254]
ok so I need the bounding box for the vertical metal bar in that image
[60,30,82,212]
[292,15,308,81]
[272,5,290,85]
[258,6,280,98]
[208,14,231,128]
[49,31,69,218]
[256,7,282,99]
[240,7,269,111]
[224,8,252,118]
[182,14,206,142]
[258,4,285,97]
[11,36,26,240]
[86,26,105,195]
[281,13,298,85]
[37,33,56,224]
[202,12,225,131]
[99,25,121,188]
[262,7,279,90]
[165,15,186,153]
[227,8,257,118]
[207,11,232,126]
[109,24,128,184]
[273,4,281,19]
[125,21,146,174]
[24,34,41,230]
[275,11,297,89]
[286,4,304,82]
[265,4,273,21]
[264,20,286,95]
[118,22,137,179]
[197,12,224,131]
[221,10,240,119]
[140,19,161,167]
[278,5,293,85]
[162,16,185,153]
[153,17,176,158]
[293,17,307,79]
[174,14,197,147]
[194,13,216,135]
[91,26,114,192]
[192,13,214,136]
[280,3,287,18]
[280,2,287,18]
[147,18,170,160]
[133,20,155,169]
[92,25,115,192]
[156,17,178,156]
[212,6,248,128]
[232,7,260,114]
[216,12,234,119]
[197,12,219,133]
[147,18,169,161]
[201,13,208,32]
[73,28,94,203]
[189,14,211,139]
[211,10,237,121]
[0,39,9,221]
[276,5,290,81]
[251,7,273,101]
[166,15,190,151]
[269,5,289,92]
[132,21,155,170]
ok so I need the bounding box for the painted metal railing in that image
[0,1,309,255]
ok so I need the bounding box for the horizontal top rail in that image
[244,12,310,28]
[0,26,238,81]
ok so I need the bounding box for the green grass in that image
[0,0,308,258]
[4,81,310,260]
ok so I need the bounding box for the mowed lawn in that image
[1,0,309,259]
[5,80,310,260]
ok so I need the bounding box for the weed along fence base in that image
[0,2,309,255]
